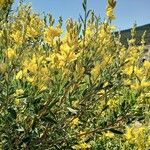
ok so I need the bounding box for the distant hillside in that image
[115,24,150,46]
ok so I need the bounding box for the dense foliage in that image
[0,0,150,149]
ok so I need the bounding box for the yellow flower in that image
[14,98,21,106]
[15,89,24,96]
[143,60,150,68]
[26,15,44,38]
[27,27,39,38]
[37,84,47,92]
[141,79,150,88]
[131,82,140,90]
[56,43,77,66]
[44,26,62,45]
[0,0,5,7]
[103,82,109,88]
[123,79,132,86]
[14,89,24,106]
[11,30,23,44]
[124,127,132,140]
[106,0,116,20]
[16,70,23,80]
[98,89,105,95]
[110,25,117,31]
[60,43,70,53]
[72,100,79,108]
[91,63,100,81]
[72,117,79,125]
[148,135,150,144]
[86,27,93,36]
[124,122,147,149]
[72,142,91,150]
[131,78,150,90]
[5,48,16,59]
[105,131,114,138]
[106,6,115,20]
[128,39,136,45]
[98,22,112,43]
[23,57,38,73]
[26,76,35,83]
[107,98,119,109]
[134,67,144,78]
[123,66,133,75]
[70,117,80,128]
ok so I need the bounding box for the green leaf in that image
[49,99,59,109]
[82,0,87,11]
[16,127,24,132]
[32,117,37,130]
[79,14,84,23]
[86,10,91,19]
[67,107,78,115]
[8,107,17,119]
[41,114,57,124]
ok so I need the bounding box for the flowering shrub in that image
[0,0,150,149]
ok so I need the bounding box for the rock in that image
[139,45,150,63]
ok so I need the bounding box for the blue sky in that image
[14,0,150,30]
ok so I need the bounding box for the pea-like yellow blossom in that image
[5,48,16,59]
[143,60,150,68]
[91,63,100,81]
[16,70,23,80]
[27,15,44,38]
[44,26,62,45]
[70,117,80,128]
[104,131,115,138]
[72,142,91,150]
[124,127,133,140]
[11,30,23,44]
[15,89,24,96]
